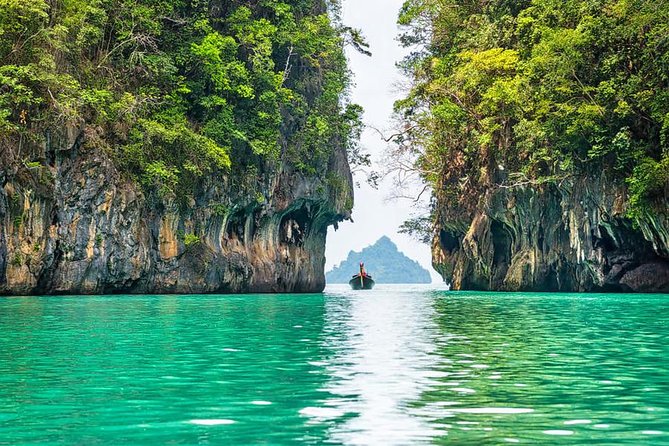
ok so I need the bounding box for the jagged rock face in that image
[0,127,353,295]
[433,176,669,293]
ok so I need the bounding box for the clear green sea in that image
[1,285,668,445]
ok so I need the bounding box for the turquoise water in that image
[0,285,668,445]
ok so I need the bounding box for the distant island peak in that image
[327,237,431,284]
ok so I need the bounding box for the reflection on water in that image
[317,286,443,443]
[313,286,669,445]
[0,286,668,444]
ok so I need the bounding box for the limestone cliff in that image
[395,0,669,293]
[433,176,669,293]
[0,0,363,295]
[0,125,352,295]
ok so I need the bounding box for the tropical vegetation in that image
[395,0,669,226]
[0,0,368,203]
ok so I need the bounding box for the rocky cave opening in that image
[225,210,246,243]
[439,229,459,253]
[280,207,310,247]
[491,220,512,267]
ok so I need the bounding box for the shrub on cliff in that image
[394,0,669,222]
[0,0,368,203]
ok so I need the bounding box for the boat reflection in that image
[310,286,445,443]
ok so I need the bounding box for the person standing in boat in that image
[349,261,375,289]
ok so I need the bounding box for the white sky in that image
[325,0,442,282]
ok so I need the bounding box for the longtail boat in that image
[349,262,375,290]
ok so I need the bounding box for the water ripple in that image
[0,286,667,444]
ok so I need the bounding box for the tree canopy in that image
[395,0,669,224]
[0,0,368,203]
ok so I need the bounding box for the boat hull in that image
[349,275,375,290]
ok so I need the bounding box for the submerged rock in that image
[433,175,669,293]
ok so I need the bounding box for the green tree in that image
[395,0,669,228]
[0,0,369,204]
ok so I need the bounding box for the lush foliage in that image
[0,0,366,200]
[395,0,669,220]
[398,215,433,244]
